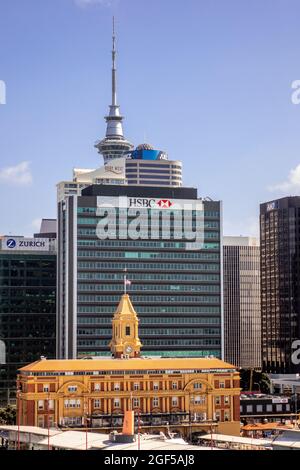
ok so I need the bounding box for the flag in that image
[125,279,131,285]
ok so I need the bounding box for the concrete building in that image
[223,236,261,369]
[240,393,292,423]
[17,293,240,437]
[57,184,222,360]
[0,223,56,405]
[260,197,300,373]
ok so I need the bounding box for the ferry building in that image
[18,294,240,437]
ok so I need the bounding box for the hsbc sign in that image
[128,198,173,208]
[97,196,203,210]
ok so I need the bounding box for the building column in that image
[108,399,111,414]
[104,398,107,414]
[184,394,189,414]
[147,398,151,413]
[207,395,213,420]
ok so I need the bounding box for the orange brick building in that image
[17,295,241,436]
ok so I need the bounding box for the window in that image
[220,382,225,389]
[94,399,100,408]
[286,404,290,411]
[114,398,120,408]
[172,382,178,390]
[194,383,202,390]
[68,386,77,393]
[194,396,205,405]
[133,398,140,408]
[126,326,131,336]
[64,399,80,408]
[38,416,44,428]
[256,404,263,412]
[172,397,178,406]
[94,383,100,391]
[133,383,139,391]
[38,400,44,410]
[266,404,272,412]
[153,397,159,407]
[43,384,49,392]
[215,412,220,421]
[48,416,54,428]
[224,396,229,404]
[114,383,120,391]
[48,399,54,410]
[246,405,253,413]
[224,411,230,421]
[215,396,220,405]
[153,382,159,391]
[276,404,282,412]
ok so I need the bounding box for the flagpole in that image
[124,267,127,295]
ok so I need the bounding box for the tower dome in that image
[135,143,154,151]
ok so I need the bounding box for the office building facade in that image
[260,197,300,373]
[57,184,222,360]
[223,236,261,369]
[0,234,56,405]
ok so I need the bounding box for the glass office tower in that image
[0,236,56,405]
[57,185,222,360]
[260,197,300,373]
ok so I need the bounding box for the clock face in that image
[125,345,133,354]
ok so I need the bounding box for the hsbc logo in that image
[128,198,173,209]
[157,199,172,208]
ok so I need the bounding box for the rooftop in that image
[19,357,236,373]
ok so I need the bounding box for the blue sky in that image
[1,0,300,236]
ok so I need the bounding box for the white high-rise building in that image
[223,236,261,369]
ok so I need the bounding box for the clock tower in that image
[109,294,142,358]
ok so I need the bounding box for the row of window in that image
[77,315,221,323]
[77,272,220,282]
[77,327,220,336]
[77,250,220,260]
[78,294,220,303]
[24,365,230,377]
[77,338,221,346]
[39,395,229,409]
[77,284,220,293]
[77,237,219,248]
[77,208,219,217]
[126,163,182,169]
[77,305,220,314]
[241,403,290,413]
[78,221,219,232]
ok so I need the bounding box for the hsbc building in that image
[57,184,222,360]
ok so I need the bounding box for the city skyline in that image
[1,0,300,237]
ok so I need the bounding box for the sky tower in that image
[95,17,134,164]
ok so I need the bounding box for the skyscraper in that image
[57,185,222,360]
[260,197,300,373]
[223,236,261,369]
[0,227,56,405]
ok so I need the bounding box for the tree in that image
[240,369,271,394]
[0,405,16,425]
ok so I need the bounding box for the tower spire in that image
[112,16,117,106]
[95,17,134,164]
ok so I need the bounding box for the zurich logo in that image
[6,239,16,248]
